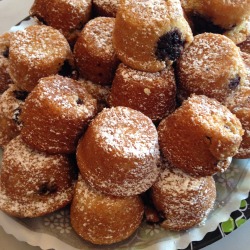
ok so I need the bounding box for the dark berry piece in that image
[156,29,184,61]
[2,48,9,58]
[58,60,72,77]
[76,97,84,105]
[13,90,29,101]
[229,75,240,90]
[38,182,58,195]
[13,108,22,125]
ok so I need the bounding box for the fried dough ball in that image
[109,63,176,122]
[21,75,97,154]
[113,0,193,72]
[8,25,73,92]
[158,95,244,176]
[93,0,120,17]
[225,85,250,158]
[76,106,160,196]
[74,17,119,85]
[181,0,250,43]
[151,165,216,231]
[0,85,28,148]
[0,33,12,94]
[30,0,92,44]
[0,136,76,218]
[177,33,247,103]
[70,177,144,245]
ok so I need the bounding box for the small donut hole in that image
[13,90,29,101]
[156,29,184,61]
[38,182,58,195]
[229,75,240,90]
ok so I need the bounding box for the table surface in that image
[0,0,250,250]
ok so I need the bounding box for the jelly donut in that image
[151,165,216,231]
[181,0,250,40]
[0,85,28,148]
[0,33,12,93]
[74,17,119,85]
[113,0,193,72]
[8,25,73,92]
[70,177,144,245]
[109,63,176,122]
[0,136,76,218]
[177,33,247,103]
[78,78,111,112]
[21,75,97,154]
[158,95,244,176]
[93,0,120,17]
[30,0,92,44]
[225,85,250,158]
[76,106,160,196]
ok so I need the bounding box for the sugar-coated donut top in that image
[92,106,159,159]
[120,0,183,23]
[2,135,67,171]
[10,25,71,67]
[27,75,97,119]
[154,165,212,199]
[77,17,115,59]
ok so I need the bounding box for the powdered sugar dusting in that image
[0,135,75,217]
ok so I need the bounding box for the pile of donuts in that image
[0,0,249,246]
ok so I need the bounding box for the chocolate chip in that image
[13,108,22,125]
[229,75,240,90]
[13,90,29,101]
[76,97,84,105]
[58,60,72,77]
[38,182,58,195]
[2,48,9,58]
[155,29,184,61]
[190,12,226,35]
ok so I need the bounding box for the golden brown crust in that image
[225,85,250,158]
[158,95,244,176]
[93,0,120,17]
[0,136,75,218]
[0,85,28,148]
[151,166,216,231]
[109,63,176,122]
[30,0,92,44]
[177,33,247,103]
[70,177,144,245]
[181,0,250,29]
[9,25,73,92]
[74,17,119,85]
[21,75,97,154]
[113,0,193,72]
[0,33,12,94]
[76,106,160,196]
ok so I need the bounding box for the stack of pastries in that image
[0,0,249,246]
